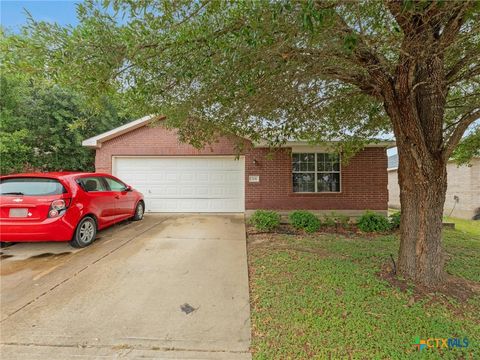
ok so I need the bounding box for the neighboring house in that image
[388,154,480,220]
[82,115,393,215]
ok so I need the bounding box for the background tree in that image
[0,74,128,174]
[8,0,480,287]
[0,75,31,173]
[0,28,133,174]
[0,75,129,174]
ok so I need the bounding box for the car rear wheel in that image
[132,201,144,221]
[70,216,97,248]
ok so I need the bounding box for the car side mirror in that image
[124,185,133,192]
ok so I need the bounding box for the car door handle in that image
[114,195,120,199]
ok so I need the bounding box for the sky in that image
[1,0,80,32]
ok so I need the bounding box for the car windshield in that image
[0,177,66,196]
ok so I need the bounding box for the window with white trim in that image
[292,153,341,192]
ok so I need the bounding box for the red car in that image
[0,172,144,248]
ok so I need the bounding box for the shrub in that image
[289,211,321,233]
[322,213,336,228]
[357,211,391,233]
[249,210,281,232]
[389,212,401,230]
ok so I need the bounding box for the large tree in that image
[10,0,480,286]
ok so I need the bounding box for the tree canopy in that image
[6,0,479,156]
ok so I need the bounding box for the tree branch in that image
[447,64,480,85]
[386,1,411,33]
[311,9,394,104]
[446,53,478,83]
[443,108,480,159]
[438,1,471,50]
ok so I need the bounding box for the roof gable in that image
[83,115,395,149]
[82,115,163,148]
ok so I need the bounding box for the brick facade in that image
[95,123,388,211]
[94,124,245,173]
[245,147,388,211]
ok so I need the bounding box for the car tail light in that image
[51,199,67,210]
[49,209,59,217]
[48,199,70,218]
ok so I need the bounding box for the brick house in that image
[83,115,392,215]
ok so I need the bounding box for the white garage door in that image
[113,156,245,213]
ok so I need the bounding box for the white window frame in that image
[292,152,341,193]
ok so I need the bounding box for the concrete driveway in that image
[0,214,251,359]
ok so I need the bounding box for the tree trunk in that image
[397,147,448,287]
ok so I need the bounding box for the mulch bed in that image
[246,223,392,241]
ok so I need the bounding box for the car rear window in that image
[0,177,66,196]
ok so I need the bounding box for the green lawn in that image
[443,216,480,237]
[388,210,479,237]
[248,226,480,359]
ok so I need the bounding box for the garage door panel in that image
[114,157,244,212]
[135,183,242,196]
[145,198,244,212]
[181,173,195,182]
[166,173,179,181]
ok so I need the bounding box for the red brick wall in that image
[94,124,248,173]
[95,124,388,210]
[244,147,388,210]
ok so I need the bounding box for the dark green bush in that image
[357,211,391,233]
[249,210,281,231]
[389,212,401,230]
[289,211,321,233]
